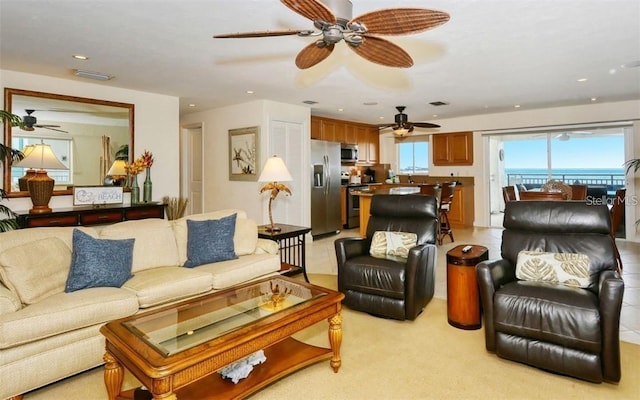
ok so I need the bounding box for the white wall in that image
[379,100,640,241]
[180,100,310,225]
[1,70,180,212]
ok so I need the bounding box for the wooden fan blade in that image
[214,29,311,38]
[281,0,336,24]
[376,123,396,129]
[295,42,334,69]
[351,8,450,35]
[349,36,413,68]
[412,122,441,128]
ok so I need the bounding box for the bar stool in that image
[437,182,456,245]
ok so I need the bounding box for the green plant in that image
[0,110,25,231]
[624,158,640,175]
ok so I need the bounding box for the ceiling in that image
[1,0,639,128]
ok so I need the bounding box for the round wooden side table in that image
[446,244,489,330]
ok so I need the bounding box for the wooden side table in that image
[446,244,489,330]
[258,224,312,282]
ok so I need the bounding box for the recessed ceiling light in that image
[514,104,521,108]
[246,90,254,94]
[379,116,385,120]
[591,97,597,102]
[363,102,378,106]
[302,100,317,105]
[338,108,344,112]
[188,103,196,107]
[72,55,89,60]
[577,78,588,82]
[432,114,438,118]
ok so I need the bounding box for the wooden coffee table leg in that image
[328,313,343,373]
[103,352,124,400]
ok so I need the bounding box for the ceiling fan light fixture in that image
[73,69,113,81]
[393,127,411,137]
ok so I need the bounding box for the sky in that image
[504,135,625,170]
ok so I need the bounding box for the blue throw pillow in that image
[184,213,238,268]
[65,229,135,293]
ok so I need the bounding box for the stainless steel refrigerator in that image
[311,140,341,237]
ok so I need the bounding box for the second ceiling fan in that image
[21,110,68,133]
[378,106,440,137]
[214,0,450,69]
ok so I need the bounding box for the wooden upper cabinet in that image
[344,124,357,145]
[368,128,379,163]
[311,116,377,163]
[432,132,473,166]
[311,117,322,140]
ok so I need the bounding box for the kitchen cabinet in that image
[432,132,473,166]
[355,126,379,164]
[310,117,376,162]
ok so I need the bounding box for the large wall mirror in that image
[3,88,134,198]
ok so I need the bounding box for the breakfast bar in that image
[353,180,475,238]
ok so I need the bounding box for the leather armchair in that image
[335,194,438,320]
[477,201,624,383]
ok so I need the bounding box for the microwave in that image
[341,144,358,162]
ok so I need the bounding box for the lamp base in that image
[27,170,55,214]
[265,225,282,232]
[29,205,53,214]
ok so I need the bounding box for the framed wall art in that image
[229,126,259,181]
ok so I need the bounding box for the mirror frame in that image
[3,88,135,198]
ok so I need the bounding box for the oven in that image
[346,184,369,229]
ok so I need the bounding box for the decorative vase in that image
[143,167,152,203]
[130,175,140,205]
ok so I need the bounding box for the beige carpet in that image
[24,275,640,400]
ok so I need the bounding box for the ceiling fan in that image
[377,106,440,137]
[213,0,450,69]
[21,110,68,133]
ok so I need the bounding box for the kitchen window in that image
[398,140,429,175]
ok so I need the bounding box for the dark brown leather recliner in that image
[477,201,624,383]
[334,194,438,320]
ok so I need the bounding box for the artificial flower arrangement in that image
[124,150,154,177]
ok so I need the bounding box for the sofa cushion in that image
[99,218,180,272]
[184,214,238,267]
[65,229,135,293]
[173,209,255,264]
[0,237,71,304]
[0,284,21,315]
[123,266,213,308]
[516,250,591,288]
[193,253,280,289]
[0,287,138,349]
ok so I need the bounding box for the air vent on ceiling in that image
[429,101,449,106]
[302,100,318,105]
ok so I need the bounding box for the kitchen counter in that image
[354,182,475,238]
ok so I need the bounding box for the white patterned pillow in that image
[515,251,590,288]
[370,231,418,259]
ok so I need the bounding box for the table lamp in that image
[106,159,128,186]
[258,156,292,232]
[17,144,37,191]
[14,141,68,214]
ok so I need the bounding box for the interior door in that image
[181,124,203,216]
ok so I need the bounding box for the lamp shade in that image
[107,159,128,176]
[393,127,412,137]
[258,156,292,182]
[14,142,68,170]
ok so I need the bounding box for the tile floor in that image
[305,226,640,345]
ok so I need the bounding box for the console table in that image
[258,224,311,282]
[16,203,166,228]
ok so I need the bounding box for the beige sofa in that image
[0,209,280,400]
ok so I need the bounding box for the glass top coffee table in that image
[100,276,344,400]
